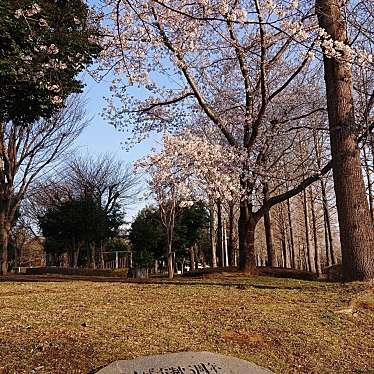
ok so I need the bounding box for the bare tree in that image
[0,97,87,273]
[65,154,140,214]
[26,154,140,269]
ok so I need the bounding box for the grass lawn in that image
[0,275,373,373]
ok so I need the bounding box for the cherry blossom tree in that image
[137,156,180,278]
[100,0,373,277]
[99,0,339,273]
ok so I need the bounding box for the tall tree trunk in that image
[222,220,228,267]
[227,203,235,266]
[209,203,217,268]
[286,198,296,268]
[238,200,258,273]
[279,205,288,268]
[167,251,174,279]
[189,247,195,271]
[263,183,276,267]
[166,228,174,278]
[90,243,96,269]
[298,244,304,271]
[316,0,374,281]
[323,216,330,267]
[309,188,322,277]
[216,201,223,267]
[303,189,313,272]
[363,146,374,223]
[320,179,336,266]
[0,212,9,274]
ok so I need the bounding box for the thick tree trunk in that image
[316,0,374,281]
[238,200,258,274]
[1,227,9,274]
[167,252,174,279]
[263,183,276,267]
[0,211,10,273]
[209,204,217,268]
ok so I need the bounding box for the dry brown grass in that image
[0,276,373,374]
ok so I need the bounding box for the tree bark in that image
[316,0,374,281]
[227,203,235,266]
[90,243,96,269]
[320,179,336,266]
[309,188,322,277]
[0,213,9,274]
[303,189,313,272]
[238,200,258,274]
[189,246,195,271]
[286,198,296,268]
[209,203,217,268]
[363,147,374,223]
[263,183,276,267]
[167,251,174,279]
[279,205,288,268]
[216,200,224,267]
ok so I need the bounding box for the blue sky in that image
[74,73,154,220]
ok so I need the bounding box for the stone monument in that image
[97,351,274,374]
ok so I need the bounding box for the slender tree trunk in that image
[189,247,195,271]
[298,244,304,271]
[90,243,96,269]
[303,189,313,272]
[309,188,322,277]
[280,205,288,268]
[363,147,374,222]
[216,200,223,267]
[320,179,336,266]
[73,247,80,268]
[286,198,296,268]
[323,217,330,267]
[316,0,374,281]
[166,227,174,278]
[209,203,217,268]
[100,241,104,269]
[222,221,228,267]
[238,200,258,274]
[263,183,276,267]
[154,259,159,274]
[227,203,235,266]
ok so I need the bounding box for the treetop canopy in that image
[0,0,101,125]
